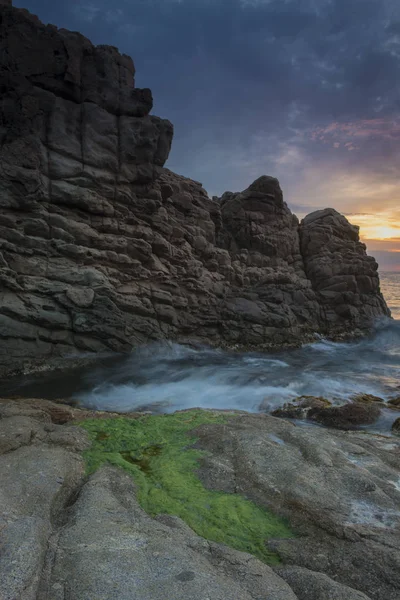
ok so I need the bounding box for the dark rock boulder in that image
[308,402,381,430]
[352,393,384,404]
[272,397,382,430]
[271,396,331,420]
[0,1,391,377]
[389,397,400,409]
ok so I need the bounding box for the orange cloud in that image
[362,238,400,252]
[349,212,399,236]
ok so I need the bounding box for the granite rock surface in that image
[2,399,398,599]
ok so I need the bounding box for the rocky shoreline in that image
[1,396,399,600]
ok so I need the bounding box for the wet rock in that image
[352,393,384,404]
[0,396,147,423]
[271,396,331,419]
[388,396,400,409]
[392,418,400,434]
[308,402,381,430]
[0,1,390,377]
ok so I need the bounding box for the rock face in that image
[1,399,399,599]
[194,412,400,600]
[0,2,390,377]
[300,209,389,325]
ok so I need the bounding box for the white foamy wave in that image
[72,322,400,417]
[1,315,399,432]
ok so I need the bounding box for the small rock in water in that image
[392,418,400,434]
[308,402,381,430]
[272,397,382,430]
[388,397,400,409]
[271,396,331,420]
[351,393,384,404]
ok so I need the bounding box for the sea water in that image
[381,271,400,320]
[1,273,399,426]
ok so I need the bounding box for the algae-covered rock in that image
[78,410,294,564]
[0,399,399,600]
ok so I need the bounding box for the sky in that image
[14,0,400,270]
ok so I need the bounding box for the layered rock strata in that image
[0,1,390,376]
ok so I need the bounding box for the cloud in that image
[369,250,400,272]
[311,119,400,146]
[72,3,100,22]
[104,9,124,24]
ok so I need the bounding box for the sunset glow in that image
[355,219,400,242]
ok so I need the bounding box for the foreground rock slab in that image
[1,399,398,599]
[0,402,89,600]
[41,466,298,600]
[194,413,400,599]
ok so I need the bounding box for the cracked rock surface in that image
[1,398,398,599]
[0,1,390,377]
[194,413,400,600]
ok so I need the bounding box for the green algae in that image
[79,410,293,564]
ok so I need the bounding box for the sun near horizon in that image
[348,213,400,272]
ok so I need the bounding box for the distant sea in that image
[380,272,400,320]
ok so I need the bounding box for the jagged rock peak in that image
[302,208,360,241]
[247,175,283,200]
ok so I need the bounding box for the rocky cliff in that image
[0,1,390,376]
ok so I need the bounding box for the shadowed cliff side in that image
[0,1,390,376]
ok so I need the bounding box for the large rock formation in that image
[0,1,390,377]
